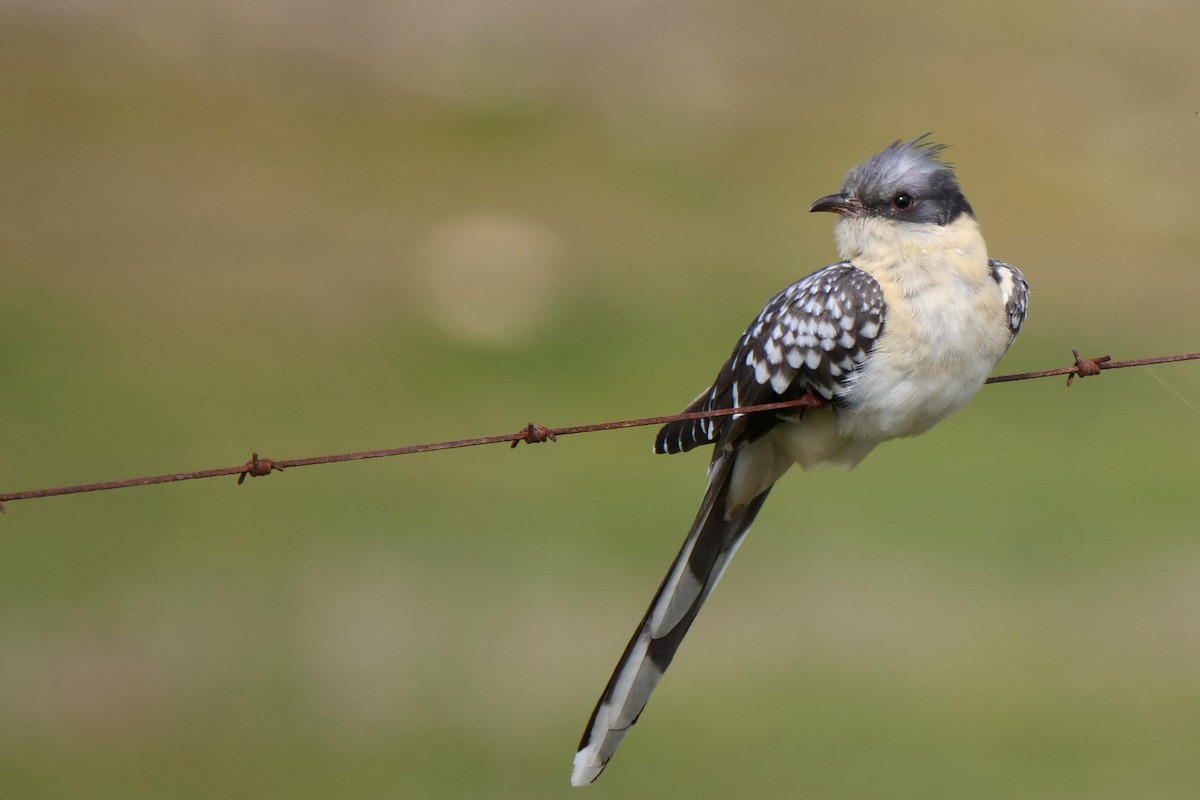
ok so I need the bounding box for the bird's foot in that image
[781,387,828,420]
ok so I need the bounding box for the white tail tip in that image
[571,748,604,786]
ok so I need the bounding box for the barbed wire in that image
[0,347,1197,510]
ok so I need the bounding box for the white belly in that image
[836,277,1010,442]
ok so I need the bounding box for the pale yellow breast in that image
[833,214,1012,441]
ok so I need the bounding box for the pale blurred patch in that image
[417,212,565,346]
[294,546,433,733]
[293,542,604,742]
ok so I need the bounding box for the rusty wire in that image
[0,347,1197,509]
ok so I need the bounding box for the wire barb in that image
[0,346,1198,508]
[1067,349,1111,386]
[237,452,283,485]
[982,347,1200,385]
[511,423,558,448]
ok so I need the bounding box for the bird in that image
[570,136,1029,786]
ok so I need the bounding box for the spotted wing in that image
[988,259,1029,343]
[655,263,887,455]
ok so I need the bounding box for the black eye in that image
[892,193,913,210]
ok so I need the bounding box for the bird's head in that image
[810,136,972,224]
[809,135,976,261]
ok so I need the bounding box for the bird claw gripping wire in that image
[237,452,284,484]
[779,387,829,421]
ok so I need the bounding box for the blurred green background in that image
[3,2,1200,798]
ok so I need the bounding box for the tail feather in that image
[571,453,770,786]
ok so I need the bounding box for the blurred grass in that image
[2,3,1200,799]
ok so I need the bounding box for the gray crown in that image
[842,135,973,224]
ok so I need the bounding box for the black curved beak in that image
[809,192,865,216]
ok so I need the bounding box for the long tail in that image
[571,452,771,785]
